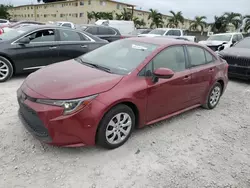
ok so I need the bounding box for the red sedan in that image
[17,37,228,149]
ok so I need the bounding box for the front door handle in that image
[183,75,191,81]
[49,46,57,49]
[81,45,87,48]
[209,68,214,72]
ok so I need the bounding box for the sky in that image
[2,0,250,22]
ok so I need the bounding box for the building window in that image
[100,0,106,6]
[28,14,30,17]
[88,0,91,5]
[31,14,33,17]
[72,13,78,18]
[37,14,39,17]
[80,13,84,17]
[116,4,121,9]
[80,1,84,5]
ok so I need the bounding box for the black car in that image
[76,24,123,42]
[0,25,108,82]
[218,37,250,80]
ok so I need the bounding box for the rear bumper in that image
[228,65,250,79]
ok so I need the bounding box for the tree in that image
[223,12,242,30]
[148,9,164,28]
[244,19,250,32]
[133,17,146,28]
[208,15,228,33]
[167,10,184,28]
[189,16,207,32]
[87,12,94,23]
[0,4,12,19]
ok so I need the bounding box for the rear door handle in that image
[49,46,57,49]
[183,75,191,81]
[209,68,214,72]
[81,45,88,48]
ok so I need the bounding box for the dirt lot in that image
[0,76,250,188]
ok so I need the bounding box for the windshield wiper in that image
[75,58,112,73]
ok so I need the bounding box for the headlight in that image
[36,94,98,115]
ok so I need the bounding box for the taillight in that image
[0,28,3,35]
[120,36,125,39]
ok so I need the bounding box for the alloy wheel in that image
[105,112,132,145]
[0,60,9,81]
[209,86,221,107]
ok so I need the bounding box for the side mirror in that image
[218,45,224,51]
[153,68,174,79]
[18,37,30,44]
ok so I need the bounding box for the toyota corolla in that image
[17,37,228,149]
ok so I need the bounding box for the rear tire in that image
[202,82,222,109]
[0,56,13,82]
[96,104,135,149]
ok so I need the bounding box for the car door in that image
[186,45,217,104]
[11,28,60,71]
[57,28,94,62]
[144,45,193,122]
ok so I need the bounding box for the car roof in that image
[126,37,193,46]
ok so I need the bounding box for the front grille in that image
[222,56,250,67]
[18,97,49,138]
[208,45,219,51]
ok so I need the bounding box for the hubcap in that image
[209,86,221,107]
[105,113,132,145]
[0,60,9,81]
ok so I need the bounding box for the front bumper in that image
[17,84,106,147]
[228,65,250,80]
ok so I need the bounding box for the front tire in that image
[0,56,13,82]
[96,104,135,149]
[202,82,222,109]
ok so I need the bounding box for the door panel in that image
[186,45,217,103]
[146,70,193,122]
[144,45,194,122]
[11,29,59,72]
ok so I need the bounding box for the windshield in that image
[207,34,232,42]
[79,40,158,75]
[234,38,250,48]
[0,28,29,40]
[148,29,166,35]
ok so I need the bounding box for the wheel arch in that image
[95,100,140,143]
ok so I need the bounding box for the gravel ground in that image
[0,76,250,188]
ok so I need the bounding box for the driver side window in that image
[153,46,186,72]
[24,29,55,42]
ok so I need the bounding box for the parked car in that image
[76,24,127,42]
[138,28,196,42]
[0,19,10,27]
[199,32,244,52]
[17,37,228,149]
[0,20,45,34]
[128,28,152,36]
[218,37,250,80]
[56,21,75,29]
[0,25,108,82]
[95,20,135,35]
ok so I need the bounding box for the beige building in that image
[8,0,192,29]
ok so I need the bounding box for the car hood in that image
[199,40,228,46]
[25,59,123,99]
[138,34,161,37]
[220,47,250,58]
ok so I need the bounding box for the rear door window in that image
[85,27,98,35]
[172,30,181,36]
[59,29,82,41]
[98,27,116,35]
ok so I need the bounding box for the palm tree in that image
[133,17,146,28]
[209,15,228,33]
[91,11,101,21]
[115,13,123,20]
[167,11,184,28]
[189,16,207,32]
[223,12,242,30]
[244,20,250,32]
[87,12,94,23]
[148,9,164,28]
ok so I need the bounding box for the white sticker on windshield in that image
[132,44,147,50]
